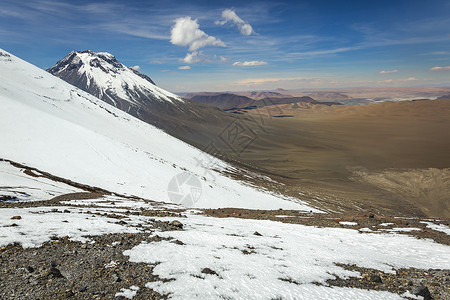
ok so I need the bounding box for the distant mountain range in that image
[185,92,338,110]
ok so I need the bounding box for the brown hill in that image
[224,99,450,218]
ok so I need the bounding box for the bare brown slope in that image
[229,100,450,217]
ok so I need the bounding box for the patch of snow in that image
[0,206,141,248]
[115,286,139,299]
[124,214,450,299]
[105,260,118,268]
[0,161,82,201]
[339,221,358,226]
[380,223,394,226]
[421,221,450,235]
[400,291,423,299]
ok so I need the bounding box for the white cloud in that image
[215,9,255,36]
[171,16,225,51]
[178,65,191,70]
[233,61,267,66]
[220,56,230,63]
[182,51,211,64]
[379,70,398,74]
[377,77,419,84]
[430,66,450,71]
[130,65,140,71]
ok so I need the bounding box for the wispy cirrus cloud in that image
[178,65,191,69]
[220,56,230,63]
[215,9,255,36]
[235,77,304,85]
[99,23,169,40]
[379,70,398,74]
[430,66,450,71]
[378,77,419,84]
[233,61,267,66]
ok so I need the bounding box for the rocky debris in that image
[173,239,184,245]
[326,264,449,299]
[253,231,262,236]
[47,265,64,279]
[201,268,218,276]
[413,284,432,300]
[0,195,18,202]
[0,233,166,299]
[10,215,21,220]
[370,274,382,283]
[169,220,183,229]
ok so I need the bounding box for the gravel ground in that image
[1,199,449,299]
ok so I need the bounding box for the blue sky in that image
[1,0,449,92]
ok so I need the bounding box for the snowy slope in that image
[0,49,314,210]
[0,160,82,201]
[47,50,182,104]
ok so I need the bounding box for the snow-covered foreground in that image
[1,203,449,299]
[0,206,143,248]
[0,49,315,211]
[125,214,450,300]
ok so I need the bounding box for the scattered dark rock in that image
[0,195,18,202]
[169,220,183,229]
[369,214,375,219]
[413,284,432,300]
[370,275,382,283]
[201,268,218,276]
[64,289,74,298]
[78,286,87,292]
[253,231,262,236]
[10,216,21,220]
[48,266,64,278]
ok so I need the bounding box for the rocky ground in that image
[0,197,449,299]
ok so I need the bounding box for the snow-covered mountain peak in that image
[48,50,183,104]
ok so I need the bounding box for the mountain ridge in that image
[48,50,243,150]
